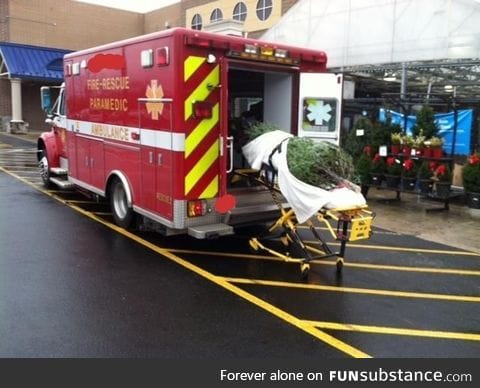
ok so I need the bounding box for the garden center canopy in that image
[262,0,480,99]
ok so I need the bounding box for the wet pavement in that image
[0,131,479,358]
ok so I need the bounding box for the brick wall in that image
[144,3,183,33]
[0,0,9,41]
[8,0,144,50]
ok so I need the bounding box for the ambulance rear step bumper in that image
[49,177,75,189]
[226,203,284,226]
[188,223,234,239]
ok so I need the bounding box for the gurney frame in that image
[235,166,374,278]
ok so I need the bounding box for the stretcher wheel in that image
[280,235,289,246]
[300,262,310,279]
[249,238,259,251]
[336,257,344,274]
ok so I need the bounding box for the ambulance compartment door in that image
[138,97,173,220]
[297,73,343,145]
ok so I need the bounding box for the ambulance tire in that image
[110,178,134,229]
[38,148,52,188]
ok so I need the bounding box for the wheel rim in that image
[112,183,128,220]
[39,156,49,182]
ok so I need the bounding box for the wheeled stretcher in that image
[235,163,374,278]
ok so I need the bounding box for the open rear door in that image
[297,73,343,145]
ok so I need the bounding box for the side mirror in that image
[40,86,52,112]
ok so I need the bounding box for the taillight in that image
[192,101,213,119]
[187,200,206,217]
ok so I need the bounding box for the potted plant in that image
[390,132,403,155]
[402,134,415,156]
[401,158,418,191]
[462,152,480,209]
[434,163,452,199]
[370,153,386,186]
[427,136,444,159]
[413,135,426,157]
[354,152,372,195]
[385,156,402,188]
[417,160,435,194]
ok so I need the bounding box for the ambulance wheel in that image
[110,178,134,229]
[38,149,51,188]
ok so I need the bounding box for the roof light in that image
[244,44,258,54]
[156,47,169,66]
[260,46,274,56]
[141,49,153,68]
[274,49,288,58]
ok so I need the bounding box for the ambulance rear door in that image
[297,73,343,145]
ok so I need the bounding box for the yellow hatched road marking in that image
[224,277,480,302]
[0,166,370,358]
[169,248,480,276]
[184,65,219,121]
[184,56,206,82]
[185,139,219,195]
[185,103,219,158]
[302,320,480,341]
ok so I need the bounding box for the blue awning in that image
[0,42,71,82]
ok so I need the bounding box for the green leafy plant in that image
[391,132,403,145]
[370,154,386,174]
[412,106,438,139]
[427,136,443,148]
[386,156,402,175]
[417,160,435,180]
[354,152,372,185]
[462,152,480,192]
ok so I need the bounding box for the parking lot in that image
[0,134,479,358]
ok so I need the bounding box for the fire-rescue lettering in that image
[87,76,130,90]
[89,97,128,111]
[91,123,130,141]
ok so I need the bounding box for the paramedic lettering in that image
[89,97,128,111]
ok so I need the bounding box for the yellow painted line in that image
[304,240,480,257]
[224,277,480,303]
[0,143,13,148]
[170,248,480,276]
[0,166,370,358]
[302,320,480,342]
[184,139,219,195]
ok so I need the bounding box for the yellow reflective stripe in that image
[185,103,219,158]
[184,65,219,121]
[184,56,206,82]
[199,176,219,199]
[185,139,219,194]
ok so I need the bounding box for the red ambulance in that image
[38,27,343,238]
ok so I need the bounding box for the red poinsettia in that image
[402,158,417,177]
[435,163,452,182]
[468,153,480,166]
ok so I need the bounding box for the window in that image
[233,2,247,21]
[256,0,272,21]
[210,8,223,23]
[301,98,337,133]
[191,13,202,30]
